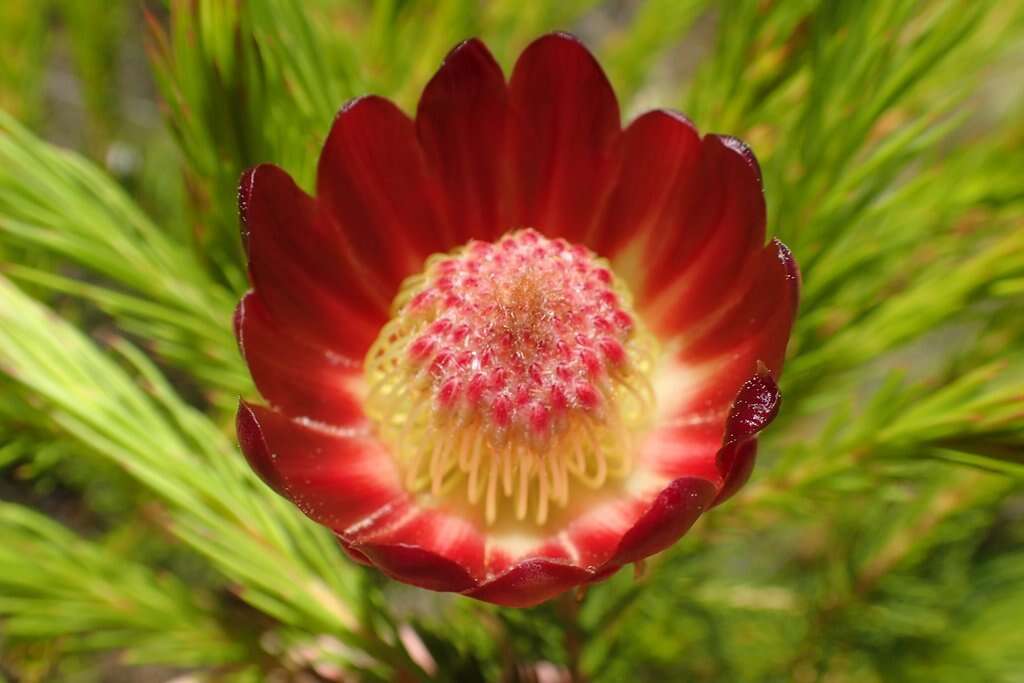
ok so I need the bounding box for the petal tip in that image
[417,36,506,123]
[514,31,611,89]
[238,163,303,258]
[333,94,398,122]
[235,400,286,496]
[650,108,698,131]
[442,36,491,65]
[723,370,782,447]
[324,96,399,149]
[530,30,587,48]
[709,344,787,506]
[771,238,801,304]
[713,134,764,187]
[335,93,374,117]
[232,292,250,352]
[322,95,412,181]
[238,166,258,252]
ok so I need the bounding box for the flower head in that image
[235,33,799,607]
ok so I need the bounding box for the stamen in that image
[516,454,530,521]
[486,455,499,525]
[364,230,658,526]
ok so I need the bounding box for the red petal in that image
[240,164,386,358]
[236,400,286,496]
[235,401,402,531]
[591,110,702,264]
[466,558,592,608]
[358,544,478,593]
[608,477,717,566]
[712,370,780,506]
[416,39,512,245]
[564,496,650,569]
[509,33,621,243]
[714,440,758,507]
[720,371,783,447]
[351,507,486,586]
[681,241,798,369]
[716,135,763,186]
[640,135,767,337]
[676,240,798,412]
[235,292,365,427]
[637,371,781,507]
[774,238,802,303]
[335,536,374,566]
[318,96,450,298]
[638,420,726,482]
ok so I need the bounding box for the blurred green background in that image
[1,1,1023,681]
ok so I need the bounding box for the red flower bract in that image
[234,33,799,608]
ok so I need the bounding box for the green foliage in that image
[0,0,1022,680]
[0,275,425,679]
[0,110,246,401]
[0,0,52,126]
[0,502,250,667]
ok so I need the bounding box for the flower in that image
[234,32,799,608]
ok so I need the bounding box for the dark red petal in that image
[608,477,717,566]
[681,242,797,370]
[350,507,486,585]
[591,110,702,263]
[716,135,763,187]
[639,369,782,510]
[235,401,402,531]
[416,39,512,245]
[465,559,592,608]
[358,544,478,593]
[240,164,386,358]
[721,370,783,448]
[335,536,374,566]
[236,400,286,496]
[775,238,802,303]
[676,240,798,412]
[641,135,767,337]
[318,96,450,298]
[713,440,758,507]
[711,370,780,506]
[235,292,365,427]
[509,33,621,243]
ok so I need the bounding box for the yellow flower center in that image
[364,230,657,525]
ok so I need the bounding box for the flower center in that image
[364,230,657,525]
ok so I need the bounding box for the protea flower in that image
[234,33,798,608]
